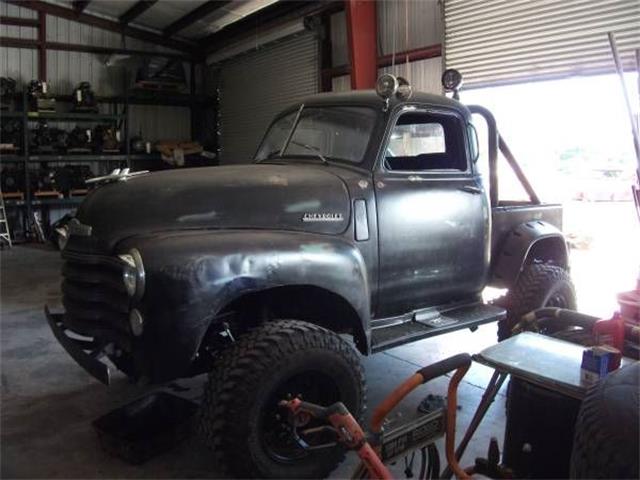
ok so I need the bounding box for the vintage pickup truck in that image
[46,72,575,478]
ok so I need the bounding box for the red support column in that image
[345,0,377,90]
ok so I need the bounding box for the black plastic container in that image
[503,378,581,478]
[93,392,198,465]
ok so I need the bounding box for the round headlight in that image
[441,68,463,92]
[129,309,144,336]
[376,74,399,99]
[122,263,137,296]
[118,249,145,300]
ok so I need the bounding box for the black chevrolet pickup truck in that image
[46,73,575,478]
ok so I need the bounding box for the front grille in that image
[61,250,132,349]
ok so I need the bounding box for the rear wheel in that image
[498,264,576,341]
[199,319,365,478]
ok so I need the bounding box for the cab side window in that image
[385,112,467,172]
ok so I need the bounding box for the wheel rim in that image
[260,371,341,464]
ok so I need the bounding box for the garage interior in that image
[1,0,639,479]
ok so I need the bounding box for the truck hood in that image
[77,163,352,248]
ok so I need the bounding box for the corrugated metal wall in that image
[0,3,38,84]
[218,33,319,163]
[332,74,351,92]
[331,11,349,67]
[444,0,640,88]
[0,3,190,142]
[329,0,443,94]
[377,0,443,56]
[329,0,443,66]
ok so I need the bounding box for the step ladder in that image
[0,191,12,248]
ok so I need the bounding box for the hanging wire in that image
[391,0,397,71]
[405,0,410,84]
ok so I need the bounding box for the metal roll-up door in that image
[218,33,319,163]
[444,0,640,88]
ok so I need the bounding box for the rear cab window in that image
[384,111,468,172]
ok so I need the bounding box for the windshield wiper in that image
[289,141,329,165]
[256,150,282,163]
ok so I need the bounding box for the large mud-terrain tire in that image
[570,363,639,479]
[498,264,576,341]
[199,320,366,479]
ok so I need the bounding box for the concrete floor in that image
[1,245,506,479]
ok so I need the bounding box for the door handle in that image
[460,185,482,194]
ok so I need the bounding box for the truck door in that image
[373,108,490,317]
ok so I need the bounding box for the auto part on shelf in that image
[67,126,93,153]
[135,57,186,91]
[52,128,69,153]
[130,130,147,153]
[0,167,25,193]
[1,119,23,152]
[53,165,94,195]
[35,166,55,192]
[27,80,56,112]
[0,77,16,110]
[30,121,56,153]
[94,124,121,153]
[71,82,99,113]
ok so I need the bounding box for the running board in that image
[371,303,506,353]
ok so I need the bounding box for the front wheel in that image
[199,320,366,479]
[498,264,576,341]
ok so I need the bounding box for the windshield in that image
[255,106,378,164]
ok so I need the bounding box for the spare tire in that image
[570,363,639,479]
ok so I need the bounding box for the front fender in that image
[125,230,370,382]
[491,221,569,289]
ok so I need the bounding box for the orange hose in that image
[445,364,472,480]
[370,373,423,433]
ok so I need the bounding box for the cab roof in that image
[295,89,471,119]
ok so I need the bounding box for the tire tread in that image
[199,320,365,478]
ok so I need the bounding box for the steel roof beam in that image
[9,0,194,54]
[119,0,157,25]
[163,1,231,38]
[72,1,90,14]
[200,0,343,56]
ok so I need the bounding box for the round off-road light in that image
[396,76,413,100]
[118,249,145,300]
[376,74,399,99]
[129,309,144,336]
[441,68,463,92]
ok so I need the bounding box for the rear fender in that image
[490,221,568,289]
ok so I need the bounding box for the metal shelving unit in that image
[1,85,215,242]
[27,154,129,163]
[26,111,123,121]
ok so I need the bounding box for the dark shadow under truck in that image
[46,73,575,478]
